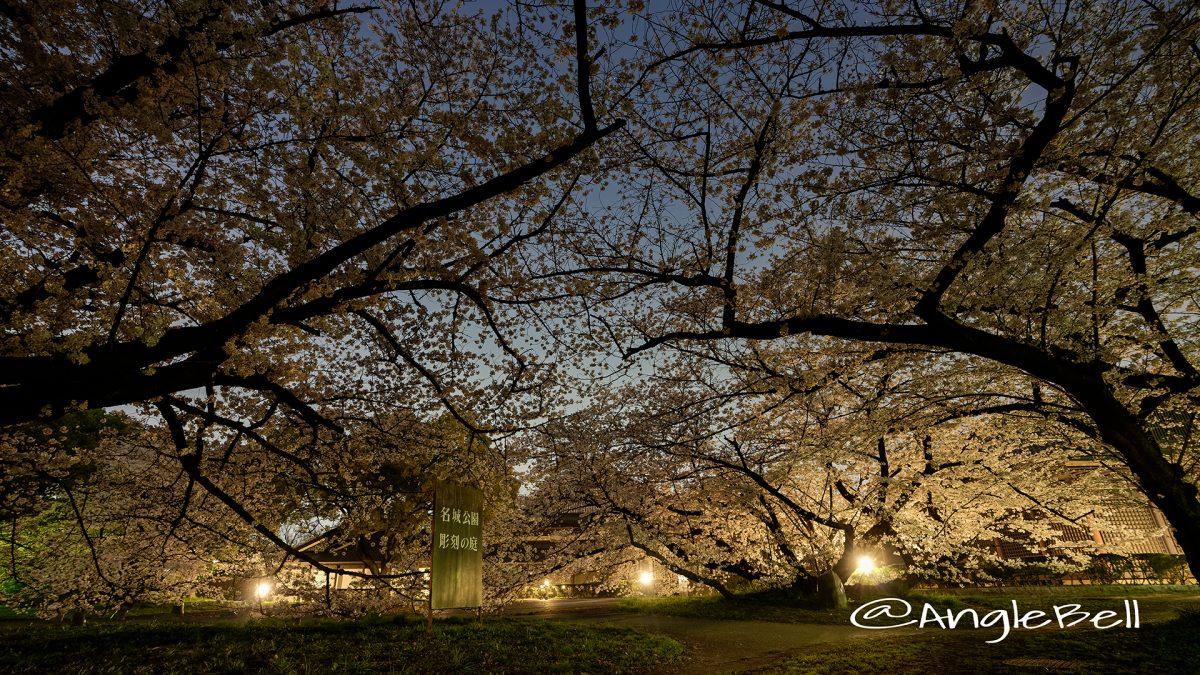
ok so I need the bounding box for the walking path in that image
[505,598,882,673]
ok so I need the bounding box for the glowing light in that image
[638,571,654,586]
[855,556,876,575]
[542,578,551,587]
[254,581,272,599]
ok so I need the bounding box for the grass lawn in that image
[751,610,1200,674]
[621,585,1200,673]
[617,593,854,624]
[0,616,683,674]
[618,584,1200,625]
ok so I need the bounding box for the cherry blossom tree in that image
[1,405,527,616]
[1,0,625,426]
[0,411,268,617]
[528,350,1117,594]
[1,0,625,606]
[555,0,1200,578]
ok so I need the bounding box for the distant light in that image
[542,578,551,587]
[638,571,653,586]
[255,581,272,599]
[856,556,876,575]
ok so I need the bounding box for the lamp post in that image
[853,555,877,585]
[254,580,271,614]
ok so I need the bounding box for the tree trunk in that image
[1073,384,1200,582]
[1106,431,1200,583]
[831,530,858,584]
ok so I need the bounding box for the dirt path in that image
[505,599,881,673]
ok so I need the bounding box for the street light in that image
[855,555,876,576]
[638,571,653,586]
[255,580,272,600]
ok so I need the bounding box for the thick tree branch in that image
[0,117,623,425]
[15,4,377,144]
[624,523,734,599]
[914,72,1077,318]
[573,0,598,131]
[155,401,422,585]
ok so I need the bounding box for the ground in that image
[506,597,879,673]
[506,587,1200,674]
[3,586,1199,673]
